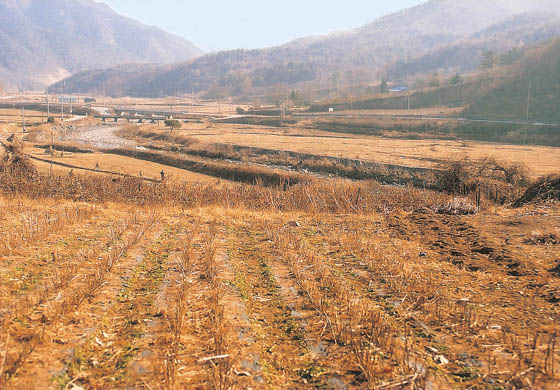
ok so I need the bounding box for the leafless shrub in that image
[514,175,560,207]
[436,157,530,204]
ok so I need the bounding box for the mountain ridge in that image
[386,11,560,80]
[50,0,560,99]
[0,0,203,90]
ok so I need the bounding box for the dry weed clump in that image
[434,197,478,215]
[0,151,458,215]
[514,175,560,207]
[0,139,38,179]
[436,157,529,204]
[524,230,560,245]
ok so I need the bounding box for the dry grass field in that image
[0,192,559,389]
[155,123,560,178]
[28,147,223,184]
[0,106,559,389]
[0,109,47,124]
[314,107,465,117]
[93,97,243,116]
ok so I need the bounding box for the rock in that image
[434,355,449,365]
[426,346,439,354]
[489,324,502,330]
[419,252,427,257]
[286,221,301,227]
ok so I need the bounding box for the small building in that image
[389,86,409,93]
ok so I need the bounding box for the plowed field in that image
[1,196,559,389]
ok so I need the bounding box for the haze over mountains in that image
[49,0,560,100]
[0,0,203,90]
[2,0,560,101]
[386,11,560,80]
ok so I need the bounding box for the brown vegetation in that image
[514,175,560,207]
[0,135,559,389]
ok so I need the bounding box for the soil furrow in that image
[225,220,321,389]
[5,212,161,389]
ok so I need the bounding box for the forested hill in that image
[50,0,560,99]
[464,38,560,123]
[0,0,203,90]
[386,12,560,80]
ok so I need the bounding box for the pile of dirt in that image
[513,175,560,207]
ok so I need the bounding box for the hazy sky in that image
[97,0,426,52]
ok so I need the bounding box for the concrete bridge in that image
[96,114,167,123]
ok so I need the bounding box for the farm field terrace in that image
[0,173,559,389]
[27,146,223,184]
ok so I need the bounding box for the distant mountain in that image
[51,0,560,99]
[386,12,560,79]
[0,0,203,90]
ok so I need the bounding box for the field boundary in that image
[106,148,308,187]
[138,142,435,186]
[27,154,161,183]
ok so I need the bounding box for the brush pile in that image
[436,157,529,204]
[0,137,38,179]
[514,175,560,207]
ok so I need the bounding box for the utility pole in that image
[21,106,25,132]
[407,82,411,115]
[61,97,64,121]
[69,94,73,118]
[526,82,532,122]
[47,94,50,118]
